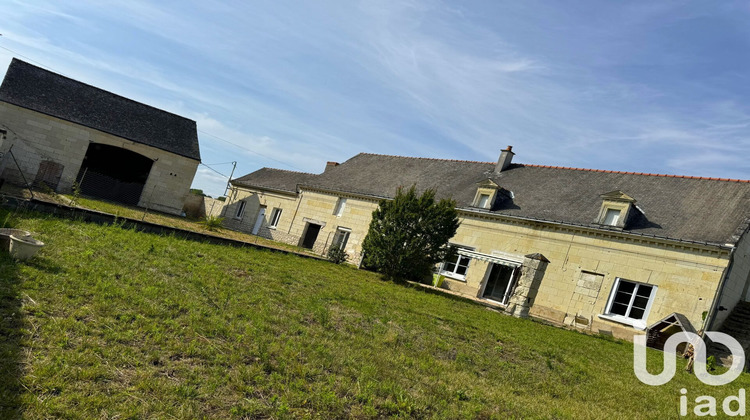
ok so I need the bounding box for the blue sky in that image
[1,1,749,196]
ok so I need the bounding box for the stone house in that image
[0,58,200,215]
[222,147,750,340]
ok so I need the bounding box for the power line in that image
[201,161,236,166]
[0,43,69,76]
[199,163,230,179]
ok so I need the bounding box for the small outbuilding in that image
[0,58,201,214]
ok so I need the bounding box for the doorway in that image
[481,263,518,305]
[251,207,266,235]
[76,143,154,206]
[301,223,322,249]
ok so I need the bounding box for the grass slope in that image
[60,194,314,254]
[0,209,748,419]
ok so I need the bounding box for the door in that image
[482,263,517,304]
[33,160,64,191]
[252,207,266,235]
[301,223,321,249]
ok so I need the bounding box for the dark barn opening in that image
[76,143,153,206]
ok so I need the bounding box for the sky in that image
[0,1,749,197]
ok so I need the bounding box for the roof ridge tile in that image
[262,167,317,176]
[519,164,750,183]
[357,152,494,165]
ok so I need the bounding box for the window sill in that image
[440,272,467,282]
[597,314,647,331]
[233,217,243,221]
[268,226,277,230]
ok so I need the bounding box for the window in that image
[603,208,620,226]
[332,227,351,250]
[269,208,282,228]
[333,198,347,216]
[477,194,490,208]
[441,248,473,280]
[602,278,656,328]
[235,200,246,219]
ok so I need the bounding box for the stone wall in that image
[223,183,744,341]
[443,214,731,340]
[223,186,377,262]
[0,102,198,215]
[710,226,750,329]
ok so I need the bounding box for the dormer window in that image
[597,190,636,229]
[473,179,500,209]
[603,208,621,226]
[477,194,490,208]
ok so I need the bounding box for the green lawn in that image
[1,208,748,419]
[56,192,316,255]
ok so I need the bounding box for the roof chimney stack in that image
[325,161,340,172]
[496,146,514,172]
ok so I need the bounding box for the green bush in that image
[201,215,224,231]
[327,244,349,264]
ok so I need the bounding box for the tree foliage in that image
[362,185,460,281]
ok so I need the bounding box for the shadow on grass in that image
[0,242,24,417]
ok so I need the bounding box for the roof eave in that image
[458,206,736,251]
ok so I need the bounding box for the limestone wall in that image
[0,102,198,215]
[224,183,736,340]
[223,186,377,261]
[711,227,750,328]
[441,215,729,339]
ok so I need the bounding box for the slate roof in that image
[0,58,200,161]
[232,168,318,194]
[233,152,750,246]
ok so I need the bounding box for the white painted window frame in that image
[235,200,246,219]
[599,277,657,330]
[440,246,474,281]
[603,208,621,226]
[333,198,347,217]
[332,227,351,250]
[477,194,490,209]
[269,207,282,228]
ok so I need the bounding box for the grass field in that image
[56,193,315,255]
[1,208,748,419]
[0,184,316,256]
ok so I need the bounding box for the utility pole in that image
[224,161,236,198]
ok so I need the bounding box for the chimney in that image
[325,161,339,172]
[496,145,514,172]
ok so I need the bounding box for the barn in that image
[0,58,200,215]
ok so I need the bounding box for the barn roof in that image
[233,152,750,246]
[0,58,201,161]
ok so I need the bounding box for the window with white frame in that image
[440,247,473,280]
[603,278,656,327]
[269,208,282,228]
[477,194,490,208]
[333,198,347,216]
[603,208,621,226]
[332,227,351,250]
[235,200,246,219]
